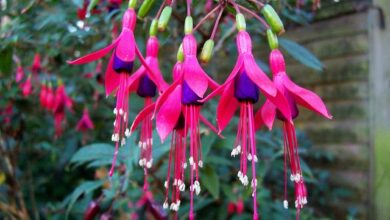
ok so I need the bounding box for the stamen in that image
[283,200,288,209]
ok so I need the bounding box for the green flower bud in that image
[138,0,155,18]
[149,19,158,36]
[184,16,193,34]
[236,13,246,31]
[177,44,184,62]
[200,39,214,63]
[128,0,137,9]
[267,29,278,49]
[158,6,172,32]
[261,4,285,35]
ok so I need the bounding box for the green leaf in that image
[65,180,104,218]
[279,38,324,71]
[70,143,114,166]
[0,46,13,76]
[200,165,220,200]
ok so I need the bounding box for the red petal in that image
[145,57,169,92]
[126,66,145,89]
[130,103,155,132]
[243,55,277,97]
[156,85,182,142]
[217,82,238,133]
[154,79,181,116]
[261,89,292,122]
[68,38,119,65]
[200,58,243,103]
[261,100,276,130]
[284,76,332,119]
[183,57,209,98]
[116,29,135,62]
[105,55,121,96]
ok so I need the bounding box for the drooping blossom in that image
[150,33,220,218]
[39,81,47,108]
[69,6,164,176]
[31,53,41,74]
[202,28,292,219]
[118,35,168,191]
[255,49,331,217]
[20,75,32,97]
[1,103,13,125]
[52,82,73,138]
[44,83,55,111]
[15,66,25,83]
[76,108,95,132]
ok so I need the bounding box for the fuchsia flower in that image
[146,34,219,219]
[69,7,164,176]
[15,66,24,83]
[20,76,32,97]
[52,83,73,137]
[76,108,95,132]
[45,84,55,111]
[31,53,42,74]
[1,103,13,125]
[39,82,47,108]
[255,49,331,216]
[202,30,292,219]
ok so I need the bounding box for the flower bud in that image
[158,6,172,31]
[266,29,278,50]
[200,39,214,63]
[184,16,193,34]
[138,0,155,18]
[177,44,184,62]
[149,19,158,36]
[261,4,285,34]
[128,0,137,9]
[84,200,101,220]
[236,13,246,31]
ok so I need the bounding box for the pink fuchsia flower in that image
[31,53,42,74]
[44,83,55,111]
[148,34,219,218]
[20,75,32,97]
[52,83,73,138]
[39,81,47,108]
[121,35,168,190]
[15,66,25,83]
[69,7,164,176]
[1,103,13,125]
[255,49,331,215]
[202,30,291,220]
[76,108,95,132]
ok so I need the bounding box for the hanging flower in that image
[39,81,47,108]
[52,82,73,138]
[255,49,331,216]
[150,31,220,218]
[76,108,95,132]
[44,83,55,111]
[69,5,163,176]
[15,66,25,83]
[31,53,42,75]
[20,75,32,97]
[1,103,13,125]
[202,17,292,219]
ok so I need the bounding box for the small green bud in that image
[261,4,285,35]
[200,39,214,63]
[177,44,184,62]
[138,0,155,18]
[267,29,278,49]
[149,19,158,36]
[184,16,193,34]
[158,6,172,32]
[128,0,137,9]
[236,13,246,31]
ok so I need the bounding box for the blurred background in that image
[1,0,389,219]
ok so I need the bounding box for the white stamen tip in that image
[183,162,187,169]
[189,157,194,165]
[283,200,289,209]
[164,181,168,189]
[198,160,203,168]
[125,128,131,137]
[179,183,185,191]
[163,202,168,209]
[113,108,117,115]
[119,108,124,115]
[253,155,258,162]
[247,154,253,161]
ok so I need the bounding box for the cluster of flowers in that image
[12,53,95,138]
[69,0,329,219]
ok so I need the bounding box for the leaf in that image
[0,46,13,76]
[200,165,220,200]
[279,38,324,72]
[70,143,114,166]
[65,180,104,217]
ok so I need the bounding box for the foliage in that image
[0,0,350,220]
